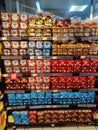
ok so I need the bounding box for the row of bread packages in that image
[1,13,29,22]
[5,66,51,73]
[52,42,98,55]
[3,48,51,56]
[2,41,52,49]
[2,41,98,56]
[2,22,28,29]
[2,29,27,37]
[6,83,50,90]
[52,76,96,89]
[52,66,97,73]
[11,109,93,124]
[2,28,98,37]
[5,77,51,84]
[2,28,52,37]
[4,59,98,67]
[5,76,95,90]
[7,92,95,100]
[4,59,98,73]
[51,59,98,73]
[1,12,53,26]
[52,28,98,37]
[51,59,98,67]
[7,92,95,106]
[28,28,52,37]
[5,76,95,84]
[4,60,51,67]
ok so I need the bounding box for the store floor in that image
[7,125,98,130]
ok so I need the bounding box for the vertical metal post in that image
[90,0,93,19]
[16,0,20,13]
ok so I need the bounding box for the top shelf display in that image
[1,12,98,38]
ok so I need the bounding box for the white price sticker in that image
[43,37,48,40]
[32,74,38,76]
[38,56,42,59]
[81,56,86,59]
[2,37,7,40]
[53,37,57,40]
[52,56,57,59]
[30,56,34,59]
[2,74,9,77]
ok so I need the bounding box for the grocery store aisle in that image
[7,125,98,130]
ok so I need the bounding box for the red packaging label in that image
[10,72,17,80]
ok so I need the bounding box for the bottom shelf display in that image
[8,109,93,125]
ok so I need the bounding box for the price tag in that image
[78,104,86,107]
[10,72,17,80]
[32,74,38,76]
[87,104,96,107]
[37,90,41,92]
[52,56,57,59]
[53,90,58,92]
[46,105,51,108]
[51,124,55,127]
[53,37,57,41]
[93,36,98,40]
[16,90,25,93]
[79,89,87,92]
[93,73,98,76]
[16,106,26,109]
[93,88,98,91]
[2,74,8,77]
[7,107,11,110]
[53,105,57,108]
[2,37,7,40]
[5,90,12,94]
[38,56,42,59]
[62,105,69,108]
[67,89,72,92]
[81,56,86,59]
[43,37,48,40]
[30,56,34,59]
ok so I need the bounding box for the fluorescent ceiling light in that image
[36,1,41,12]
[69,5,88,12]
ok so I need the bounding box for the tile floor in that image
[7,125,98,130]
